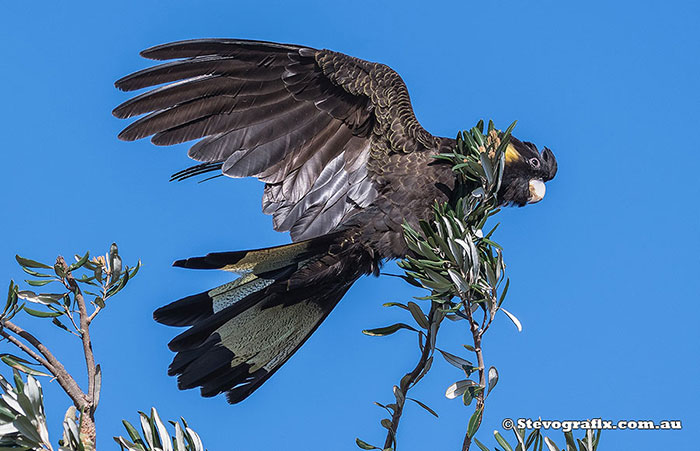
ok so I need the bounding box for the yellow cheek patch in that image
[505,144,520,164]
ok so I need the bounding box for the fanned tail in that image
[154,231,371,404]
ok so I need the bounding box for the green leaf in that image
[21,267,52,278]
[17,290,63,306]
[23,306,63,318]
[445,379,475,399]
[544,437,560,451]
[463,385,483,406]
[494,431,514,451]
[473,438,491,451]
[68,251,90,272]
[399,274,423,288]
[407,397,438,418]
[121,419,144,445]
[362,323,418,336]
[487,366,499,396]
[447,268,470,293]
[382,302,409,310]
[355,438,378,450]
[15,255,52,270]
[0,355,50,377]
[438,349,474,373]
[380,418,392,430]
[511,428,527,451]
[407,302,430,329]
[480,152,494,186]
[504,120,518,138]
[129,260,142,279]
[524,429,541,449]
[497,278,510,308]
[24,279,55,287]
[4,281,17,314]
[51,317,72,333]
[564,431,577,451]
[467,407,483,438]
[107,263,131,297]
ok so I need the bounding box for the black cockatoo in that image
[113,39,557,404]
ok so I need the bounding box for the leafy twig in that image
[1,243,138,450]
[382,302,442,450]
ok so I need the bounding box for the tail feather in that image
[156,232,372,403]
[172,235,338,273]
[153,291,212,327]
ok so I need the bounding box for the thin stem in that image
[86,306,101,324]
[383,302,440,450]
[462,301,486,451]
[63,305,82,335]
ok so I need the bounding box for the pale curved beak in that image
[528,179,546,203]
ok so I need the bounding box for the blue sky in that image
[1,0,698,449]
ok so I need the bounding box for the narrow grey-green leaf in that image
[362,323,418,337]
[407,302,429,329]
[174,422,186,451]
[24,279,54,287]
[382,302,409,310]
[445,379,475,399]
[151,408,172,451]
[0,355,50,377]
[121,420,143,445]
[23,306,62,318]
[487,366,499,396]
[500,306,522,332]
[21,267,52,278]
[473,438,491,451]
[467,407,482,438]
[355,438,378,450]
[438,349,474,373]
[544,437,560,451]
[52,317,72,334]
[564,430,577,451]
[407,398,438,418]
[68,251,90,272]
[447,269,470,293]
[494,431,514,451]
[15,256,52,270]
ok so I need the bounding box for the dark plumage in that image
[114,38,557,404]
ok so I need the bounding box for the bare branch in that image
[0,329,56,374]
[1,319,88,409]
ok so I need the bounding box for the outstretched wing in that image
[114,38,438,241]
